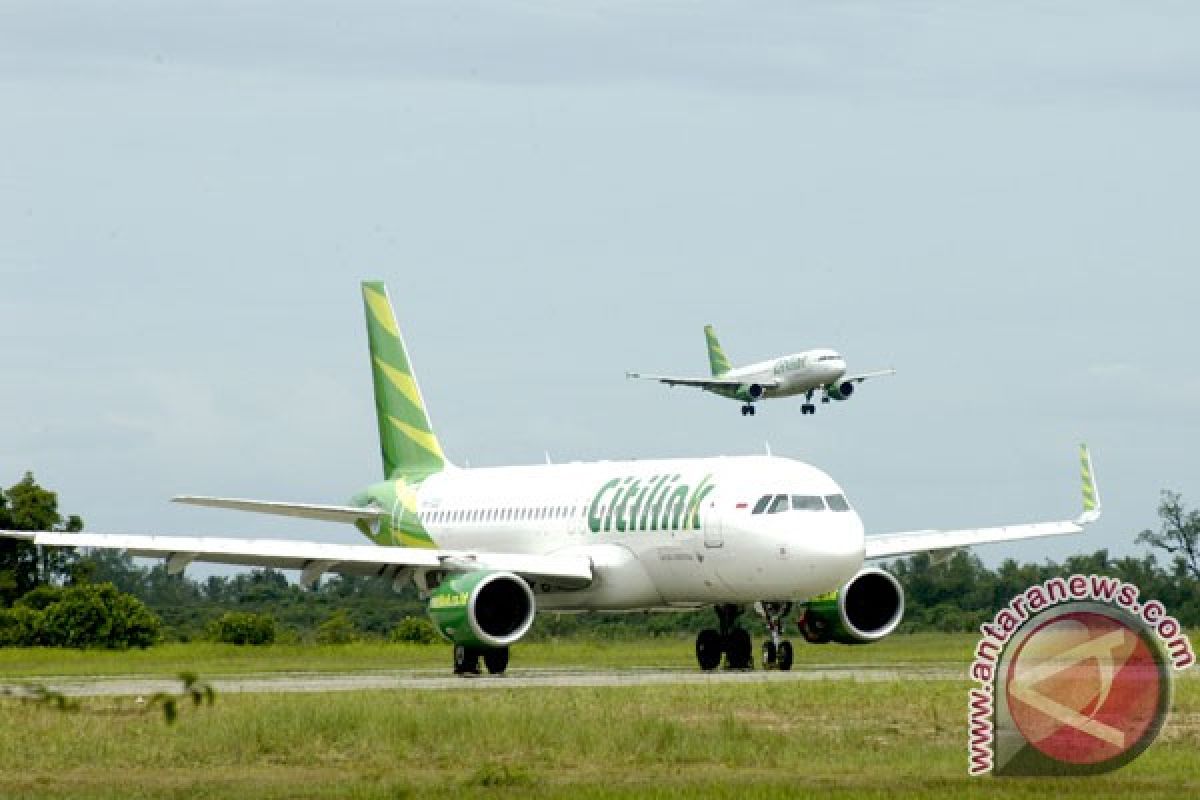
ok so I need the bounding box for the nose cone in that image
[818,354,847,381]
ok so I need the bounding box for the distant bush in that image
[39,583,161,648]
[1,583,160,648]
[0,605,43,646]
[315,610,359,644]
[209,611,276,645]
[391,615,437,644]
[15,585,65,611]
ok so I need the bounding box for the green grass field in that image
[0,633,979,678]
[0,636,1195,799]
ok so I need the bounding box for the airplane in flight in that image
[627,325,895,416]
[1,282,1101,675]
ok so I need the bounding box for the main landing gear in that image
[756,602,795,671]
[695,604,754,670]
[453,644,510,676]
[740,404,757,417]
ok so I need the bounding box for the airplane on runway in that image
[627,325,895,416]
[1,282,1101,675]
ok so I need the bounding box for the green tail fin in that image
[1078,443,1101,524]
[361,281,448,479]
[704,325,732,377]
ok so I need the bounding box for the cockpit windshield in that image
[791,495,825,511]
[825,494,851,512]
[749,493,851,513]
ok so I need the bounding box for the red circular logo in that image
[1005,609,1165,765]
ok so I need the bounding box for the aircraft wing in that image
[0,531,594,589]
[864,444,1101,560]
[625,372,780,390]
[843,368,896,384]
[172,496,388,524]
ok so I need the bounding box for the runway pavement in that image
[3,664,968,697]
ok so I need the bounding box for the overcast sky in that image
[2,1,1198,573]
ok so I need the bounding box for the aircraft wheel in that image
[799,614,832,645]
[696,628,723,671]
[483,647,510,675]
[453,644,480,675]
[724,628,753,669]
[761,639,777,669]
[777,640,794,672]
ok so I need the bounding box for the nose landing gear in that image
[740,404,757,416]
[756,601,795,671]
[801,390,816,415]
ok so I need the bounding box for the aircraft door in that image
[703,499,723,548]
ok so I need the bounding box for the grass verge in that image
[0,677,1195,799]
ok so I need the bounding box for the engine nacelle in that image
[825,380,855,401]
[797,567,904,644]
[427,570,536,648]
[736,383,765,403]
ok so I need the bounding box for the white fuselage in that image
[406,455,865,612]
[726,348,848,399]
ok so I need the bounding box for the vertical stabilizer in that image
[704,325,732,377]
[361,281,448,479]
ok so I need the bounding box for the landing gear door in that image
[703,500,723,548]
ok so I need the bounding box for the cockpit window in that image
[768,494,789,514]
[791,495,825,511]
[751,495,772,514]
[818,355,841,362]
[825,494,851,512]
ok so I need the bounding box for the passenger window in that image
[825,494,851,512]
[751,495,772,514]
[768,494,789,514]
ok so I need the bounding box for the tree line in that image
[1,472,1197,646]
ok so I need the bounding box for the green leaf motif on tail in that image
[361,281,447,480]
[704,325,732,377]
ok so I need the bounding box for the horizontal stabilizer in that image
[173,496,388,525]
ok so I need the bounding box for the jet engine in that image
[825,380,855,401]
[426,570,536,648]
[736,383,765,403]
[796,567,904,644]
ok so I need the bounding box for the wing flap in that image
[4,531,593,587]
[865,444,1102,560]
[844,368,896,384]
[626,373,779,390]
[865,520,1082,560]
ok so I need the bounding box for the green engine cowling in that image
[735,383,765,403]
[797,567,904,644]
[825,380,856,401]
[427,570,536,648]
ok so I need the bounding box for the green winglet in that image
[361,281,448,480]
[704,325,732,377]
[1078,443,1102,524]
